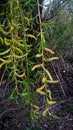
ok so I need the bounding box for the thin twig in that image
[0,69,6,86]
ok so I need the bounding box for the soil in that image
[0,49,73,130]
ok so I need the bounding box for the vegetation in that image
[0,0,59,119]
[0,0,73,129]
[43,0,73,54]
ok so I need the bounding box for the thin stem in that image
[37,0,43,41]
[37,0,44,65]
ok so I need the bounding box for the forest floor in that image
[0,49,73,130]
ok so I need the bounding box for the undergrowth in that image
[43,0,73,54]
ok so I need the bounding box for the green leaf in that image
[26,34,37,40]
[0,26,10,35]
[47,99,56,105]
[4,37,11,46]
[42,108,49,116]
[32,64,42,71]
[20,93,28,97]
[0,49,10,55]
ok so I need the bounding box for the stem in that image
[10,0,17,80]
[37,0,44,66]
[37,0,43,40]
[19,2,28,76]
